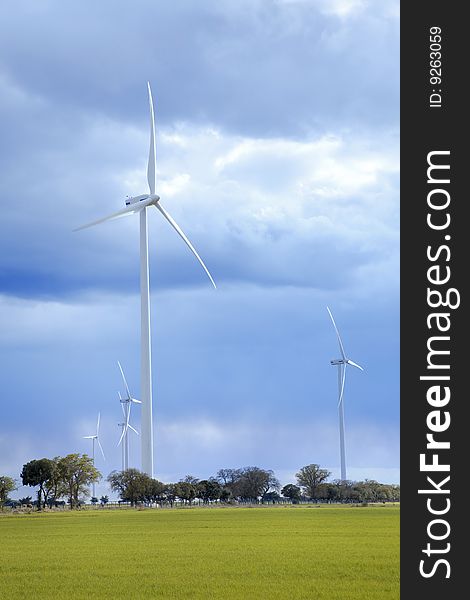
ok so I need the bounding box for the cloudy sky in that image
[0,0,399,497]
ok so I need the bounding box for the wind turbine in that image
[117,361,140,471]
[327,307,364,482]
[75,83,216,477]
[83,412,106,497]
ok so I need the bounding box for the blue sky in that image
[0,0,399,497]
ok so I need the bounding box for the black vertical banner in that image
[401,3,466,598]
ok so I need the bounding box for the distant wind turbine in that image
[327,307,364,482]
[83,412,105,497]
[75,83,216,477]
[117,361,140,471]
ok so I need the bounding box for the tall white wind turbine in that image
[326,307,364,482]
[75,83,216,477]
[83,412,106,497]
[117,361,140,471]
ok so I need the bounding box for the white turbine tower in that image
[117,361,141,471]
[327,307,364,482]
[118,421,126,471]
[83,412,106,497]
[76,83,216,477]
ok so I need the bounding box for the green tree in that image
[198,479,222,504]
[44,457,67,507]
[58,454,101,509]
[281,484,302,502]
[216,469,240,485]
[219,487,231,503]
[182,475,199,485]
[262,491,281,503]
[100,495,109,506]
[216,468,242,498]
[176,480,197,505]
[20,458,55,510]
[316,483,339,502]
[107,469,151,506]
[163,483,178,507]
[235,467,280,502]
[141,478,166,504]
[355,480,378,502]
[0,476,17,508]
[295,464,331,500]
[331,479,358,502]
[389,484,400,502]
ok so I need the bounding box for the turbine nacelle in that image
[330,357,364,371]
[119,395,141,405]
[125,193,160,207]
[330,359,344,366]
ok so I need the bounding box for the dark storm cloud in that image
[0,0,398,136]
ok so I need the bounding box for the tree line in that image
[1,455,99,510]
[0,459,399,510]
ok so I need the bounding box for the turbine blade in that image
[347,359,364,371]
[128,424,139,435]
[118,426,126,447]
[97,438,106,461]
[147,82,156,195]
[338,365,347,409]
[327,306,346,360]
[131,398,142,404]
[154,203,217,289]
[73,201,149,232]
[121,402,127,418]
[83,435,94,439]
[96,412,101,435]
[117,361,132,399]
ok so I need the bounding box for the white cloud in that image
[2,115,397,294]
[158,173,191,197]
[320,0,366,18]
[147,123,398,290]
[276,0,399,20]
[275,0,366,19]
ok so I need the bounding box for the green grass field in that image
[0,504,399,599]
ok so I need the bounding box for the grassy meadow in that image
[0,504,399,599]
